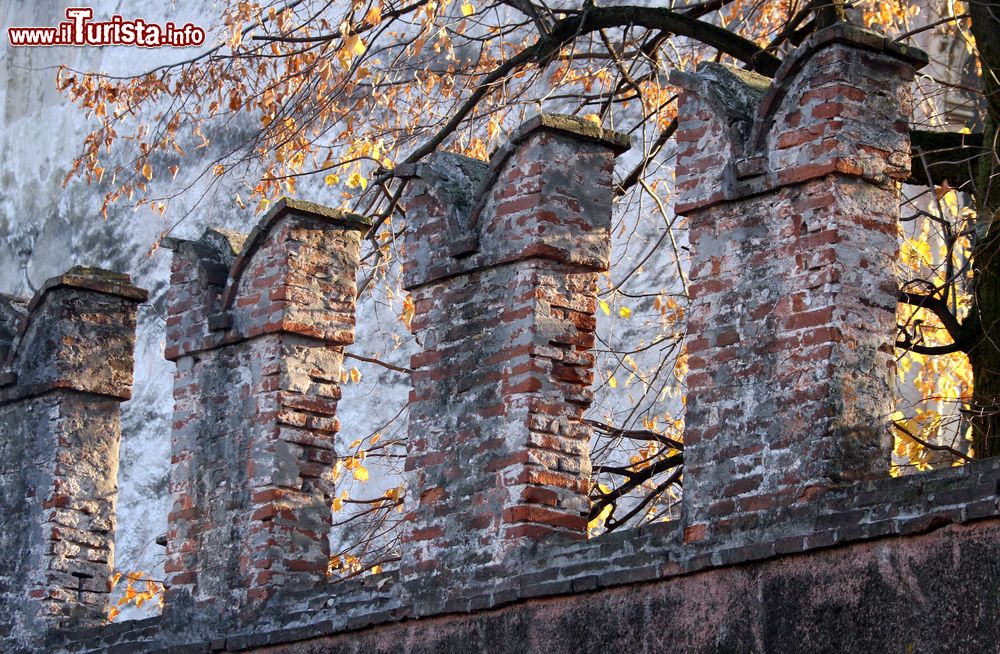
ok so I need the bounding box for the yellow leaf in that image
[370,564,382,574]
[587,502,612,534]
[353,466,369,482]
[350,367,361,383]
[365,5,382,24]
[582,113,601,127]
[943,190,959,215]
[347,171,367,190]
[108,606,120,621]
[110,571,122,589]
[324,173,340,186]
[343,34,367,60]
[619,306,632,318]
[141,162,153,181]
[370,433,381,445]
[461,2,475,16]
[609,375,618,389]
[332,497,344,512]
[599,299,611,316]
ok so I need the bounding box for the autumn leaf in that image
[402,295,415,329]
[587,501,612,535]
[461,2,475,16]
[364,5,382,24]
[141,163,152,181]
[353,466,369,482]
[350,35,367,56]
[346,171,367,190]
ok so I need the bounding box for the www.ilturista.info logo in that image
[7,8,205,48]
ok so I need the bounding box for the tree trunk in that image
[967,2,1000,457]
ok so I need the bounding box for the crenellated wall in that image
[9,22,1000,654]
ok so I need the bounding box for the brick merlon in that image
[219,198,371,312]
[745,23,927,158]
[1,266,146,376]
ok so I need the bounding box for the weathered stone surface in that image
[42,452,1000,651]
[149,518,1000,654]
[0,267,145,652]
[397,114,629,600]
[673,24,925,539]
[163,198,369,626]
[17,27,1000,654]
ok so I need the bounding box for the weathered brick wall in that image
[18,24,1000,654]
[162,199,370,622]
[672,24,927,541]
[396,115,629,602]
[0,268,145,651]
